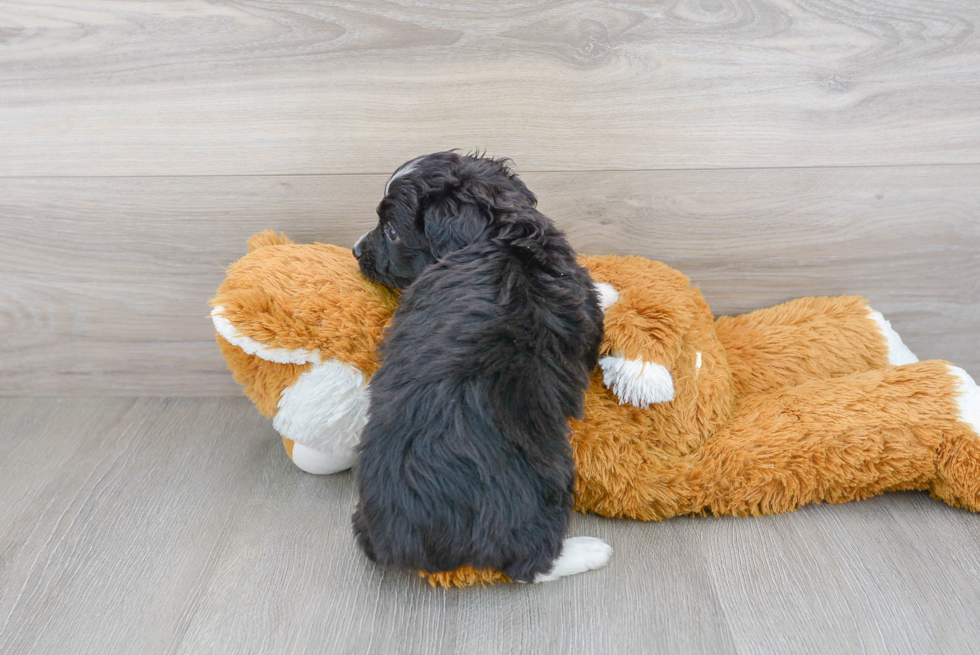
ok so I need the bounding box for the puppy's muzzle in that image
[353,230,371,260]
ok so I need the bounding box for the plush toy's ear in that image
[247,230,294,251]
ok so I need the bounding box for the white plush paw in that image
[534,537,613,583]
[289,442,357,475]
[949,366,980,436]
[600,355,674,409]
[867,310,919,365]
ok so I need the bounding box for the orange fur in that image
[212,239,399,393]
[213,235,980,589]
[715,295,890,396]
[421,567,513,588]
[215,334,308,417]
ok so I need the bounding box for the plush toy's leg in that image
[691,361,980,516]
[715,296,917,396]
[930,367,980,511]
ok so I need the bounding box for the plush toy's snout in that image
[211,231,398,474]
[212,315,371,474]
[272,358,370,474]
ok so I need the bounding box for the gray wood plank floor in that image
[2,397,980,655]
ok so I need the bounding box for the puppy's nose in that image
[353,229,371,260]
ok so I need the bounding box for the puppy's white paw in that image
[949,366,980,436]
[534,536,612,583]
[600,355,674,408]
[867,310,919,365]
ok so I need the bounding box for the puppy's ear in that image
[421,198,488,258]
[502,175,537,209]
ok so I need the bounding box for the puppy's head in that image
[353,151,537,288]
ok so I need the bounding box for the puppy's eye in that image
[384,224,398,241]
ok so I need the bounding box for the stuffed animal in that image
[211,231,980,587]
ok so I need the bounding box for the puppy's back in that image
[354,239,602,582]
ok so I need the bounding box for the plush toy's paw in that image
[949,366,980,436]
[534,537,612,583]
[600,355,675,408]
[868,310,919,365]
[282,438,358,475]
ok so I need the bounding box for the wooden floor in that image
[2,1,980,653]
[2,397,979,655]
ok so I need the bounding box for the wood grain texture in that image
[1,167,977,395]
[1,0,979,175]
[2,397,980,654]
[700,498,980,654]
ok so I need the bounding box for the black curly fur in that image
[352,151,603,581]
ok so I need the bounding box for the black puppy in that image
[352,152,611,583]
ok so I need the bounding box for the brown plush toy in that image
[212,232,980,588]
